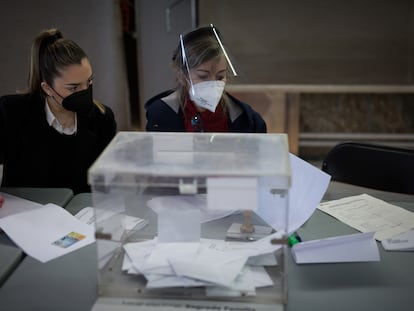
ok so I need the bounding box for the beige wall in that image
[199,0,414,85]
[198,0,414,155]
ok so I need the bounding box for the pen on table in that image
[288,232,301,247]
[270,232,302,246]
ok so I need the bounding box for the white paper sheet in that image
[141,242,200,276]
[291,232,380,264]
[318,194,414,241]
[170,252,247,287]
[146,274,210,288]
[123,239,157,273]
[169,232,284,287]
[123,240,212,288]
[0,203,95,262]
[381,229,414,251]
[246,253,278,266]
[256,153,331,234]
[206,265,273,296]
[122,231,284,289]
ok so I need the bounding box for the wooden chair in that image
[321,142,414,194]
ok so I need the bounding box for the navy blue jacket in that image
[145,90,267,133]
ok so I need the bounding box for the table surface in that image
[1,183,414,311]
[0,187,74,207]
[0,244,22,287]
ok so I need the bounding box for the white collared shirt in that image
[44,101,77,135]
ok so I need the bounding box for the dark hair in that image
[27,28,88,94]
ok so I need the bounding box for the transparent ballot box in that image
[88,132,291,310]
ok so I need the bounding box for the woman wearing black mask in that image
[0,28,116,194]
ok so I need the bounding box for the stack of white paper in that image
[121,231,284,295]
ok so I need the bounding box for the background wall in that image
[197,0,414,156]
[0,0,130,130]
[198,0,414,85]
[135,0,195,127]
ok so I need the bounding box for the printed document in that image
[318,194,414,241]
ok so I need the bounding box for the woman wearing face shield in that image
[145,25,266,133]
[0,28,117,194]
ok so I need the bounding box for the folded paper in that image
[381,229,414,251]
[291,232,380,264]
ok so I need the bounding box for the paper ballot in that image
[122,231,284,291]
[291,232,380,264]
[256,153,331,234]
[0,203,95,262]
[318,194,414,241]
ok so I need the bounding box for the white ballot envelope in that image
[291,232,380,264]
[0,203,95,262]
[381,229,414,251]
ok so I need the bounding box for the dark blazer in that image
[145,89,267,133]
[0,91,116,194]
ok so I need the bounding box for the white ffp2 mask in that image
[189,80,225,112]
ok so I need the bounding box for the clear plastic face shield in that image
[177,24,238,113]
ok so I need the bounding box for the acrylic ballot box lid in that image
[88,131,291,189]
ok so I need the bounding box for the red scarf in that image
[183,99,229,132]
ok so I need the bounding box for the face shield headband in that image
[179,24,238,112]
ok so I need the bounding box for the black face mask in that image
[51,85,94,115]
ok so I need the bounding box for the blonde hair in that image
[171,26,231,111]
